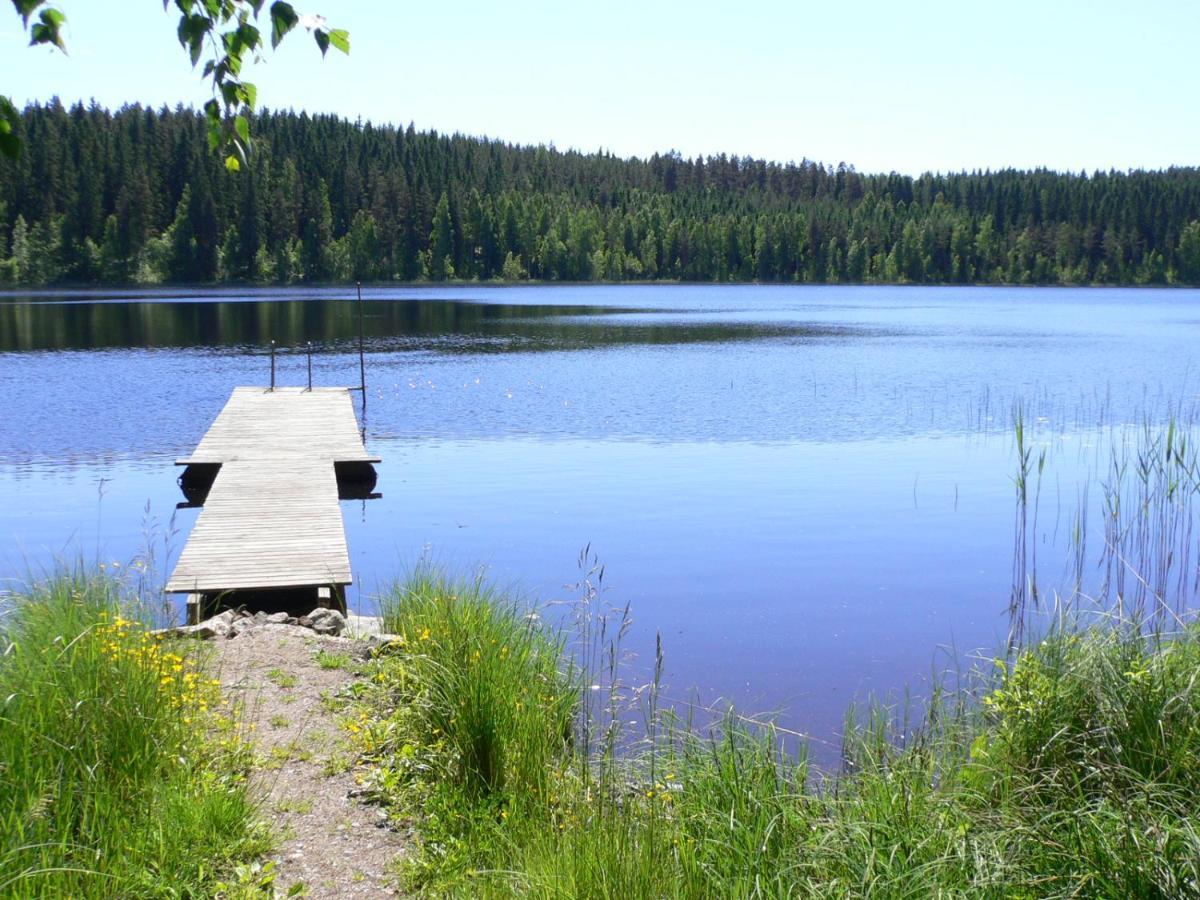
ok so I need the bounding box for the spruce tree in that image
[428,192,453,281]
[301,178,333,281]
[9,213,28,282]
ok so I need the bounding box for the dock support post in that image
[356,282,366,406]
[315,585,347,614]
[270,340,276,391]
[306,341,313,391]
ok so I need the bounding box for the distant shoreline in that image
[5,105,1199,294]
[3,278,1199,293]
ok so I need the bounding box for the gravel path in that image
[212,625,409,898]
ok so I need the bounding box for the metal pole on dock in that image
[356,281,366,408]
[270,340,276,391]
[306,341,313,391]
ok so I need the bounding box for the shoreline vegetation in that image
[344,561,1200,897]
[5,418,1200,896]
[0,572,268,898]
[6,567,1200,896]
[8,276,1200,292]
[4,103,1200,290]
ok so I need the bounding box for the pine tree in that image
[167,185,196,282]
[189,177,220,281]
[347,209,380,281]
[270,158,302,283]
[1177,221,1200,284]
[428,192,453,281]
[115,172,154,275]
[27,216,62,284]
[232,165,265,280]
[301,178,334,281]
[10,214,29,283]
[98,215,123,282]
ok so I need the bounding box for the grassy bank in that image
[349,564,1200,897]
[0,572,267,898]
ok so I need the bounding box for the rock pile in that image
[157,607,348,640]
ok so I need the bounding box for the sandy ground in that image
[212,624,409,898]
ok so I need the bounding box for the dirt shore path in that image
[213,626,408,898]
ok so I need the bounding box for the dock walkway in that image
[165,387,378,609]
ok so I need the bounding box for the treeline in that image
[3,100,1200,286]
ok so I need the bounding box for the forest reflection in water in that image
[0,293,860,353]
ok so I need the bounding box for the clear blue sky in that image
[2,0,1197,175]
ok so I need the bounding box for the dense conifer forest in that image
[3,100,1200,286]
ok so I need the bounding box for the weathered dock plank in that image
[165,387,375,598]
[176,387,379,466]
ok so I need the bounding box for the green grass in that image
[350,564,1200,898]
[354,564,575,885]
[0,570,269,898]
[266,667,298,689]
[314,649,352,670]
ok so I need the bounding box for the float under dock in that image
[165,387,378,614]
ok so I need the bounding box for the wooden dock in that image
[165,387,378,616]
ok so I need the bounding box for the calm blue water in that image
[3,284,1200,751]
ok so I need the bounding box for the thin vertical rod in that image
[306,341,313,391]
[270,340,276,391]
[356,281,366,405]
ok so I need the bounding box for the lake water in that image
[3,284,1200,756]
